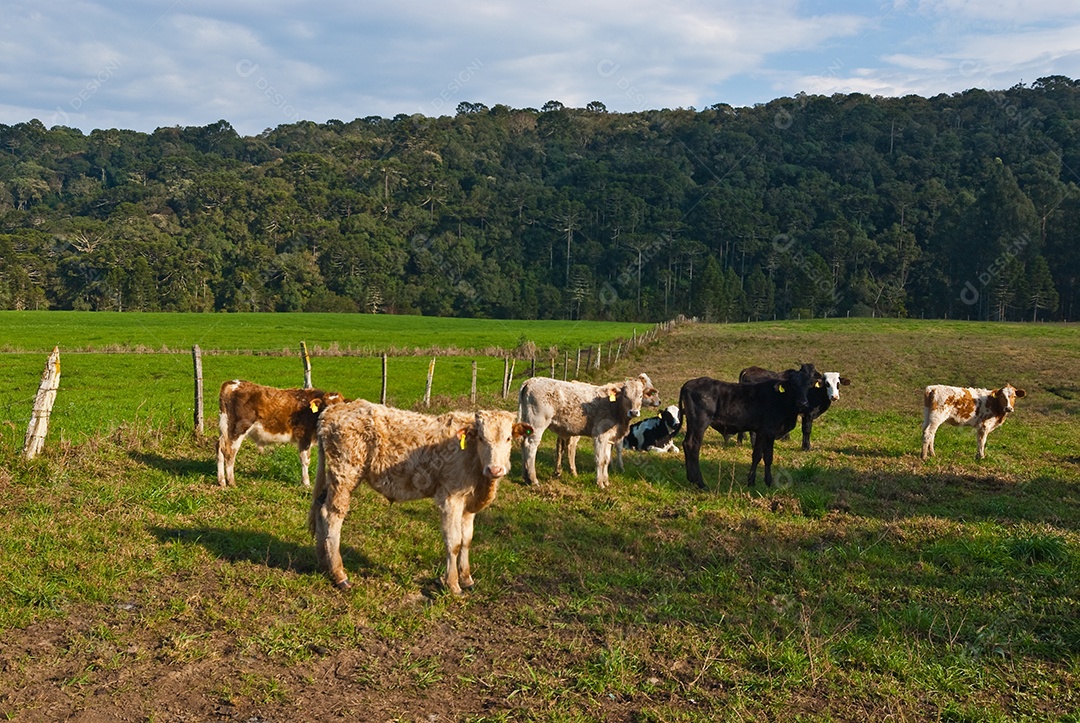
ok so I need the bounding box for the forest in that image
[0,76,1078,323]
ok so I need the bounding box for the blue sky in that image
[3,0,1079,136]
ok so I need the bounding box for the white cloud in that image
[0,0,1078,134]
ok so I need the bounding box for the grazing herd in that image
[215,364,1026,592]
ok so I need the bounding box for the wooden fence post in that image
[595,343,602,370]
[380,353,388,404]
[502,357,510,398]
[300,341,312,388]
[471,360,478,404]
[530,356,536,379]
[614,343,622,366]
[23,346,61,460]
[192,344,204,435]
[507,358,516,396]
[563,351,569,380]
[549,356,555,378]
[423,356,436,407]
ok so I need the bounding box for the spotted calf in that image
[921,383,1026,460]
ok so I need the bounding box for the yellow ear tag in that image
[778,384,786,393]
[459,432,467,450]
[310,400,320,413]
[608,391,617,402]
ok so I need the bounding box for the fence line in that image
[8,318,697,441]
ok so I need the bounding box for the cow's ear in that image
[456,425,476,449]
[513,422,534,439]
[607,385,619,402]
[1015,388,1026,398]
[775,381,787,394]
[840,377,852,386]
[309,399,321,413]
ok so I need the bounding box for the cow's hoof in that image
[335,578,353,591]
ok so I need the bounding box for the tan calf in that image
[518,374,658,489]
[309,400,532,594]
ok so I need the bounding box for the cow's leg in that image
[975,421,993,460]
[568,436,579,476]
[615,438,625,472]
[801,414,813,451]
[921,416,942,459]
[312,474,353,590]
[748,435,765,486]
[682,424,706,489]
[761,437,776,487]
[217,433,243,487]
[297,440,313,487]
[594,436,612,488]
[438,493,467,595]
[554,435,566,477]
[521,425,544,485]
[458,509,477,590]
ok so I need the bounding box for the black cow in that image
[680,363,822,488]
[737,366,851,451]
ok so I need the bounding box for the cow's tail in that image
[517,380,529,421]
[922,386,934,428]
[308,442,328,538]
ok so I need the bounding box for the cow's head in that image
[777,363,822,413]
[639,373,661,408]
[308,391,347,415]
[611,373,660,420]
[822,372,852,402]
[995,383,1026,415]
[661,404,682,433]
[461,410,534,479]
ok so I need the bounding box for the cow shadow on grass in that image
[131,451,216,480]
[148,525,370,578]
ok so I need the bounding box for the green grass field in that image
[0,310,644,353]
[0,352,536,446]
[1,316,1078,721]
[0,311,654,446]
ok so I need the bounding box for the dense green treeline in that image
[1,77,1079,321]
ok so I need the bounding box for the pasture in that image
[1,316,1078,721]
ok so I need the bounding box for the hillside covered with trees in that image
[1,77,1078,322]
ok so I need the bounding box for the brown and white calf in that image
[308,400,532,593]
[518,373,658,488]
[217,380,345,488]
[921,383,1026,460]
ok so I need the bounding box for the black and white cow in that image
[616,404,682,470]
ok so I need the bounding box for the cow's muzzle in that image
[484,465,507,479]
[628,409,640,419]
